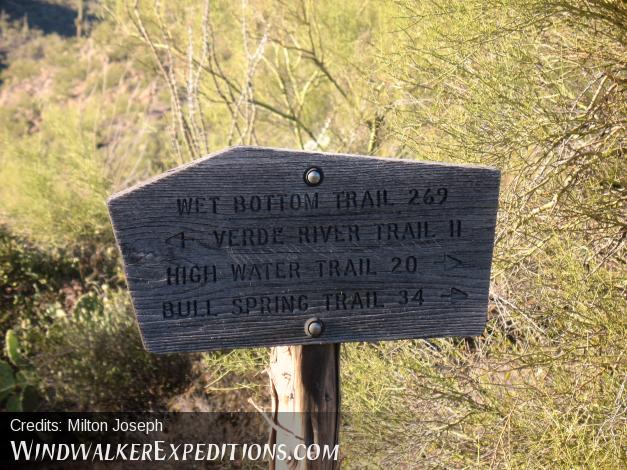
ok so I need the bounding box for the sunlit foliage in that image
[0,0,624,466]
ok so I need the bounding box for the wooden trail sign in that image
[107,146,500,353]
[109,146,499,468]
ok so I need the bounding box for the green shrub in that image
[0,14,173,250]
[341,236,625,468]
[0,227,83,330]
[18,289,192,411]
[0,105,111,247]
[0,329,41,411]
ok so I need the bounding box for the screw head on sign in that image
[305,318,323,338]
[304,167,323,186]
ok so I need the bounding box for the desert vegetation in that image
[0,0,624,468]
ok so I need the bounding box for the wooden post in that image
[268,344,340,469]
[75,0,84,38]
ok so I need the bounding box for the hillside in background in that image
[0,1,624,468]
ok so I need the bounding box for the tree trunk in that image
[268,344,340,469]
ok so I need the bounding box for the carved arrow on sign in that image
[441,287,468,303]
[442,253,463,270]
[165,231,196,249]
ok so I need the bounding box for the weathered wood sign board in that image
[107,146,500,353]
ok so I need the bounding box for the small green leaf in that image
[5,330,27,368]
[21,385,40,411]
[0,360,15,402]
[74,294,104,318]
[6,393,22,412]
[15,370,32,386]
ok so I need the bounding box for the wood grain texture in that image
[107,146,500,353]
